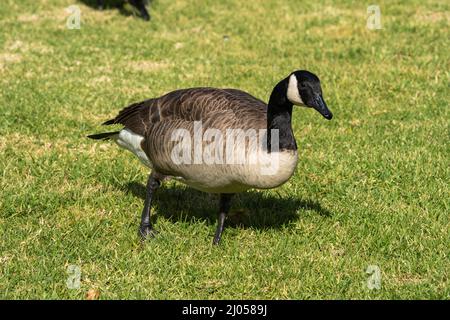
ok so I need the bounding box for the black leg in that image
[139,173,160,240]
[213,193,234,245]
[130,0,150,21]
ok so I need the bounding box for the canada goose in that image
[88,70,333,244]
[97,0,150,21]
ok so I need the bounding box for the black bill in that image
[313,95,333,120]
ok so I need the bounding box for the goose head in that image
[286,70,333,120]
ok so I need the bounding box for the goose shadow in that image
[119,181,332,230]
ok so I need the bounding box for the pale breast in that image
[113,127,298,193]
[166,146,298,193]
[239,149,299,189]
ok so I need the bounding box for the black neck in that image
[267,78,297,152]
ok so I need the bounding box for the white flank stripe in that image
[114,129,152,168]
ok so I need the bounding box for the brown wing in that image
[102,87,267,136]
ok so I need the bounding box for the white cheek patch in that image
[286,74,304,106]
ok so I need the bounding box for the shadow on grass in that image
[119,180,332,230]
[78,0,151,20]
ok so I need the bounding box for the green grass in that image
[0,0,449,299]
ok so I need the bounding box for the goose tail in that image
[102,119,116,125]
[87,131,120,140]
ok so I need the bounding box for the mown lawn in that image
[0,0,449,299]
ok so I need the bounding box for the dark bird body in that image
[97,0,150,21]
